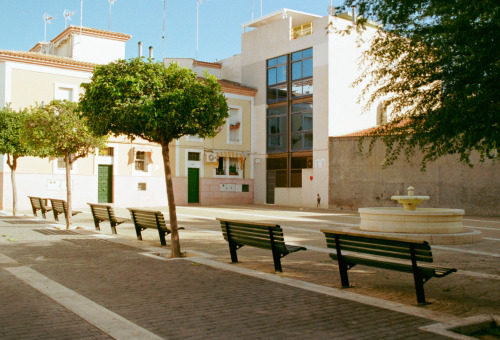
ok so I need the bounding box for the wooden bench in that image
[321,230,457,304]
[128,208,183,246]
[28,196,53,219]
[50,199,82,221]
[88,203,129,234]
[217,218,306,272]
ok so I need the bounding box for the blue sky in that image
[0,0,343,62]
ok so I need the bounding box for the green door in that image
[98,165,113,203]
[188,168,199,203]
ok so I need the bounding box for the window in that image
[291,101,313,151]
[216,157,241,176]
[228,107,241,144]
[188,152,200,161]
[267,55,288,103]
[267,105,288,153]
[99,147,114,156]
[266,48,313,197]
[138,182,147,191]
[57,155,74,170]
[291,48,313,98]
[135,151,147,171]
[54,83,78,102]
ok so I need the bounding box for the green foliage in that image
[79,58,229,144]
[341,0,499,168]
[0,106,39,160]
[26,100,108,161]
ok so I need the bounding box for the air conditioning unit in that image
[205,152,217,163]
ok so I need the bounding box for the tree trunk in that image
[65,154,72,229]
[7,155,18,216]
[160,140,182,257]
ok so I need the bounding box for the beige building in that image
[0,26,256,212]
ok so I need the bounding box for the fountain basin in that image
[359,207,465,234]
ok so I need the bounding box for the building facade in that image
[0,26,256,212]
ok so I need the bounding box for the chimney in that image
[138,42,142,57]
[351,6,357,23]
[149,46,153,59]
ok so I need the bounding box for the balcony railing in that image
[291,22,313,40]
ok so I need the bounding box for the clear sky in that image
[0,0,343,62]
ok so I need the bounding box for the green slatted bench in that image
[217,218,306,272]
[50,199,82,221]
[88,203,129,234]
[128,208,184,246]
[28,196,53,219]
[321,229,457,305]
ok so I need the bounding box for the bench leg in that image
[228,241,238,263]
[272,249,283,272]
[93,219,101,231]
[135,227,143,241]
[32,207,38,217]
[52,211,59,221]
[338,260,350,288]
[413,271,427,305]
[110,221,117,234]
[157,229,167,246]
[41,210,47,219]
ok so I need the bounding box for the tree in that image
[79,58,229,257]
[26,100,107,228]
[0,106,40,216]
[340,0,499,168]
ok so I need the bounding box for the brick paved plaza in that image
[1,205,498,339]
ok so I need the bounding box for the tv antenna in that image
[43,13,53,43]
[108,0,117,31]
[64,9,75,28]
[162,0,166,59]
[196,0,205,60]
[327,0,336,15]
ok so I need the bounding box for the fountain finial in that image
[391,186,430,211]
[407,186,415,196]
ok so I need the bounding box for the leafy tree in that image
[0,106,40,215]
[340,0,499,168]
[79,58,229,257]
[26,100,107,228]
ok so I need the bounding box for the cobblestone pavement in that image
[1,205,499,339]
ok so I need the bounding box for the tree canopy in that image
[26,100,107,228]
[0,106,41,215]
[341,0,499,167]
[79,58,229,257]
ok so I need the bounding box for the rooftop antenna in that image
[43,13,53,43]
[260,0,262,17]
[64,9,75,29]
[162,0,166,59]
[80,0,83,35]
[108,0,117,31]
[327,0,335,16]
[251,0,254,20]
[196,0,204,60]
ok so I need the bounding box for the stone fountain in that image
[356,186,482,244]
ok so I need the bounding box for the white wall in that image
[72,35,126,64]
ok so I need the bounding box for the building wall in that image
[72,35,126,64]
[329,137,500,216]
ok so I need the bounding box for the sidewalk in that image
[0,208,498,339]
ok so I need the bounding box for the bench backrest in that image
[218,219,287,252]
[88,203,113,221]
[28,196,43,209]
[128,209,168,231]
[51,199,66,213]
[322,230,433,263]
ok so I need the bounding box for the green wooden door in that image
[98,165,113,203]
[188,168,199,203]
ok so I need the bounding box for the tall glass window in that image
[267,105,288,153]
[291,48,313,98]
[267,55,288,103]
[291,101,313,151]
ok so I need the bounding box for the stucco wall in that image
[329,137,500,216]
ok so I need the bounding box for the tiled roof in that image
[218,79,257,96]
[332,119,411,138]
[193,60,222,69]
[51,25,131,44]
[0,49,95,71]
